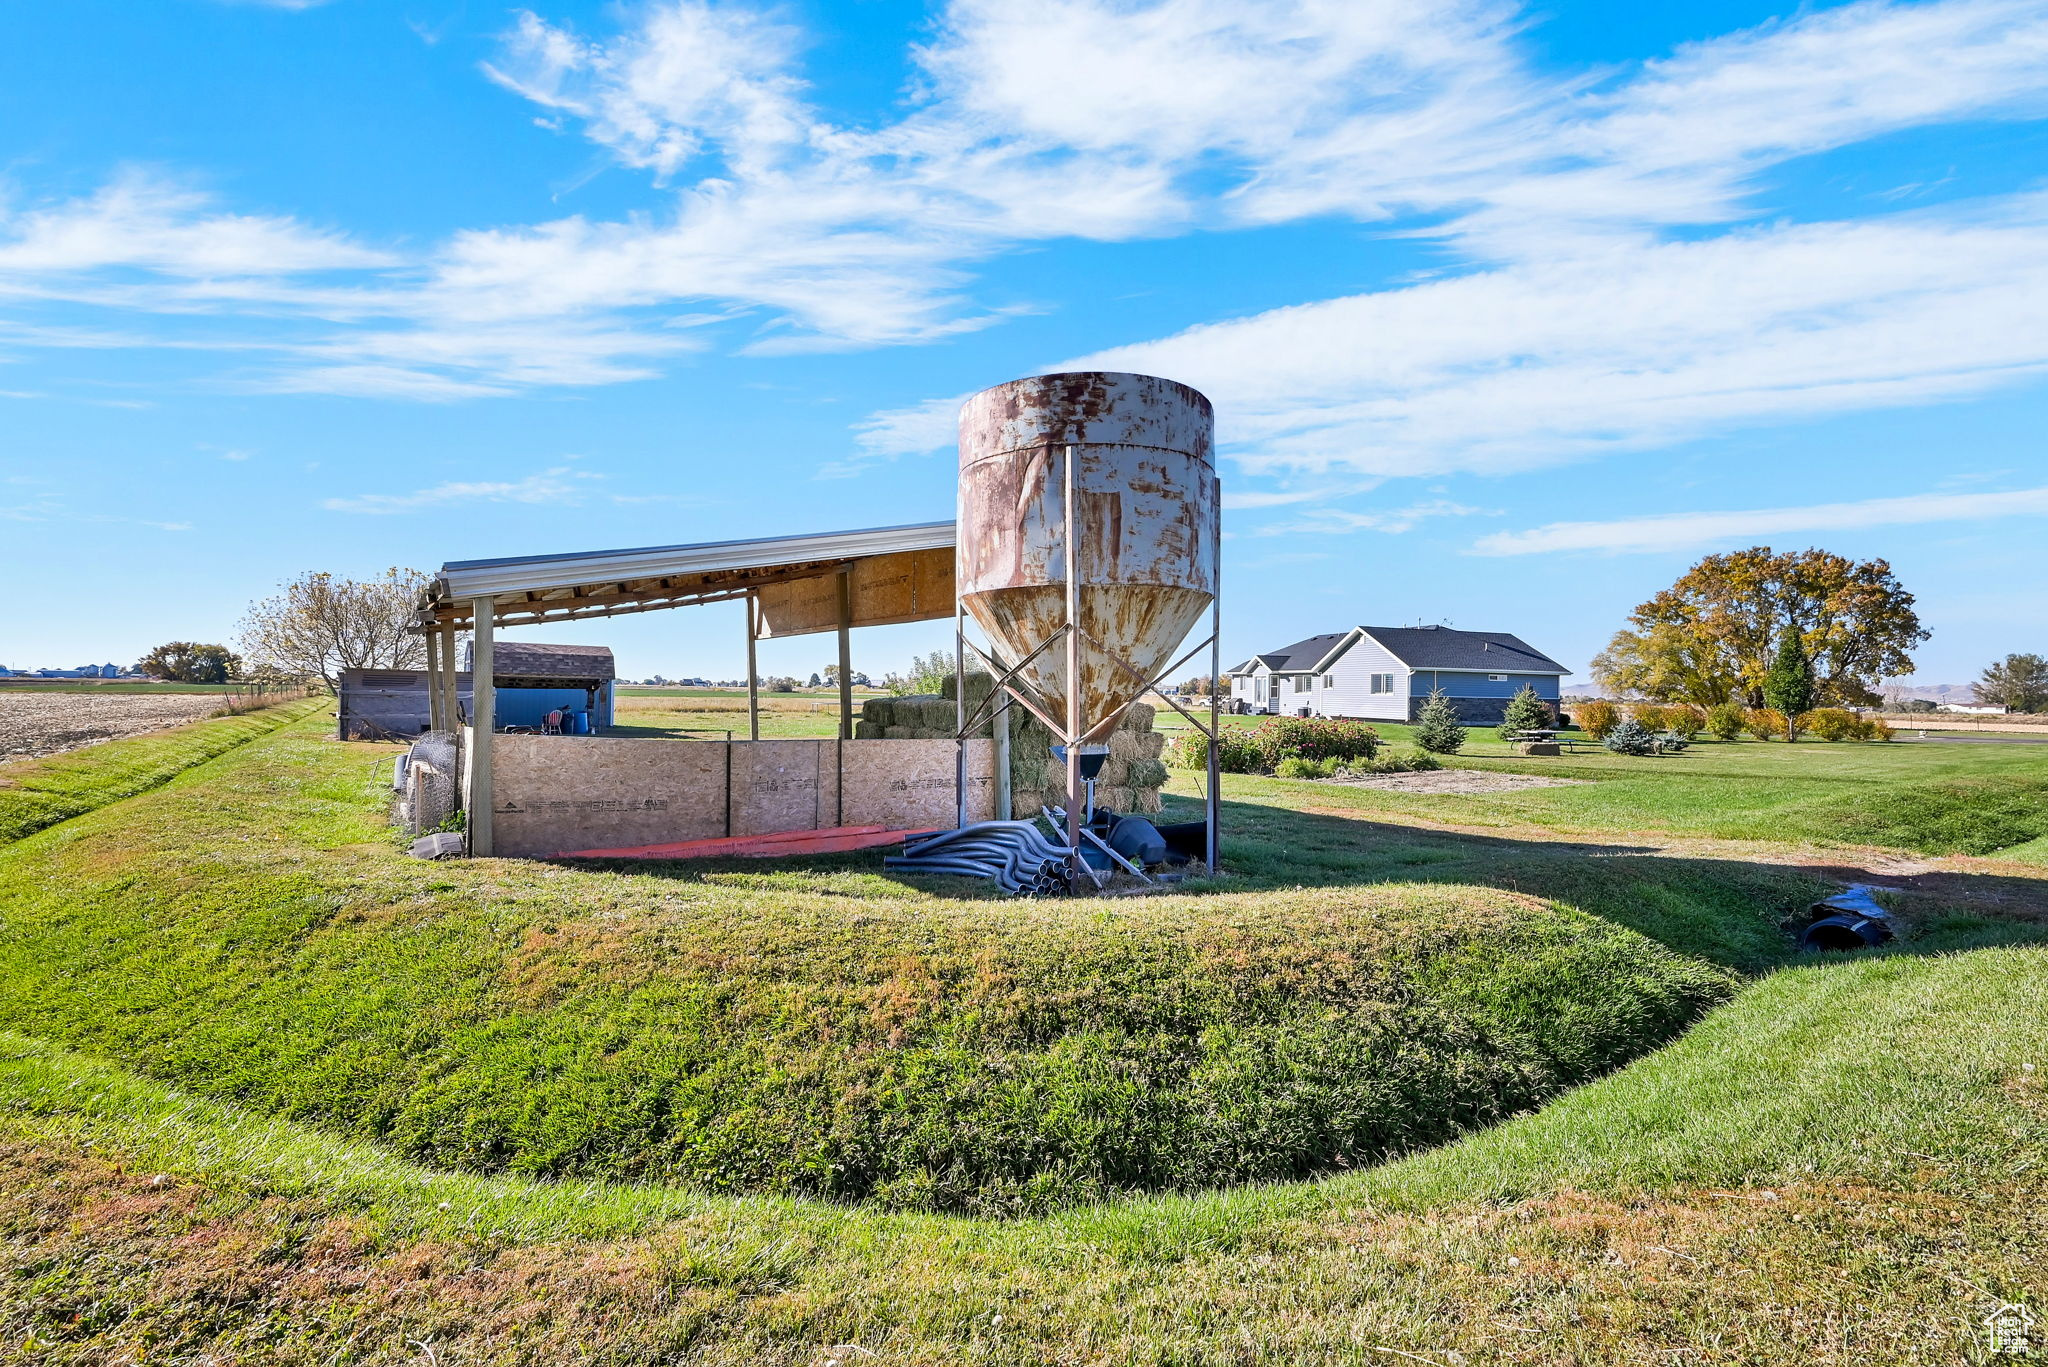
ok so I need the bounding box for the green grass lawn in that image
[1163,731,2048,857]
[1,710,2044,1361]
[0,698,323,845]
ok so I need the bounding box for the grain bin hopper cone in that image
[955,371,1223,885]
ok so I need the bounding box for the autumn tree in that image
[1975,653,2048,714]
[135,641,240,684]
[1592,547,1926,708]
[237,568,429,692]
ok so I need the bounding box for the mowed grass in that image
[1167,732,2048,856]
[3,941,2044,1363]
[0,714,1735,1214]
[609,690,858,739]
[0,698,322,845]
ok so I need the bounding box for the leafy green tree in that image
[1763,624,1815,739]
[1413,688,1466,754]
[135,641,241,684]
[1706,701,1747,740]
[1495,684,1552,740]
[1593,546,1926,708]
[1975,653,2048,713]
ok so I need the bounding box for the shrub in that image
[1628,702,1671,733]
[1804,707,1864,741]
[1743,706,1788,741]
[1275,756,1338,779]
[1706,701,1747,740]
[1604,716,1658,755]
[1496,684,1553,741]
[1253,716,1381,766]
[1338,751,1444,776]
[1865,717,1896,742]
[1413,689,1467,754]
[1164,728,1265,773]
[1575,699,1621,739]
[1665,704,1707,740]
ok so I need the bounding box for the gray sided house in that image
[1228,626,1569,725]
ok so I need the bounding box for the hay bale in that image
[1095,786,1135,814]
[1132,788,1163,815]
[1124,703,1156,732]
[1108,729,1147,761]
[1126,759,1170,791]
[860,699,895,727]
[1140,731,1166,759]
[854,720,884,740]
[883,726,922,740]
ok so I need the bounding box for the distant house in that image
[1227,625,1571,724]
[1938,700,2009,715]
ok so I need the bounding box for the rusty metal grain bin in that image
[958,371,1217,729]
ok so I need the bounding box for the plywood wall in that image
[482,735,996,857]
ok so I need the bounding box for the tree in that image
[1496,684,1552,740]
[806,672,823,689]
[1763,624,1814,739]
[1706,701,1747,740]
[237,568,429,692]
[1413,689,1466,754]
[135,641,240,684]
[1603,716,1657,755]
[1975,653,2048,713]
[1593,547,1927,709]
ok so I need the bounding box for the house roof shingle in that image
[1229,626,1569,677]
[1358,626,1568,674]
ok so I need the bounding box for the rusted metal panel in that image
[957,372,1217,729]
[753,546,955,638]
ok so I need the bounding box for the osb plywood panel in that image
[840,739,997,828]
[754,548,955,638]
[729,741,836,837]
[484,735,998,855]
[489,735,726,857]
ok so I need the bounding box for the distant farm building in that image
[1228,625,1569,724]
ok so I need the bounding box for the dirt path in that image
[0,694,224,762]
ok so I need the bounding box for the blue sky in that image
[3,0,2046,685]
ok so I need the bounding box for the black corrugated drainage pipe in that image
[1799,884,1896,951]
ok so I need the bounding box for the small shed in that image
[337,641,616,741]
[464,641,616,731]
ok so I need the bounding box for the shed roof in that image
[1227,632,1348,676]
[468,641,616,682]
[419,521,956,636]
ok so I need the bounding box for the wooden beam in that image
[745,590,760,743]
[836,566,853,741]
[469,597,495,858]
[438,623,459,733]
[424,629,444,731]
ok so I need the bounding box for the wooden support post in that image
[1207,472,1222,876]
[469,597,495,857]
[836,566,853,741]
[745,591,760,743]
[439,623,459,731]
[424,630,444,731]
[994,696,1012,821]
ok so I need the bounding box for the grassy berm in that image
[0,711,1736,1215]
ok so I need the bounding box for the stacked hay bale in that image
[856,675,1170,817]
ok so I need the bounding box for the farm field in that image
[0,689,239,761]
[0,710,2044,1361]
[609,688,879,739]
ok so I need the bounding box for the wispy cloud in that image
[321,467,601,514]
[1472,485,2048,555]
[1263,499,1492,536]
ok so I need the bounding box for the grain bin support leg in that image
[469,597,495,857]
[1063,443,1083,891]
[955,605,967,828]
[1207,472,1222,876]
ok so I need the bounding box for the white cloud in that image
[321,467,601,514]
[1261,499,1491,536]
[1473,485,2048,556]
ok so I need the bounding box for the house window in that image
[1488,674,1508,681]
[1321,674,1333,689]
[1370,673,1395,694]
